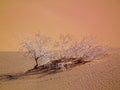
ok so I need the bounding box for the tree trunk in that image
[33,58,38,69]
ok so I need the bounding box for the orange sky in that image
[0,0,120,51]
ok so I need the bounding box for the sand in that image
[0,49,120,90]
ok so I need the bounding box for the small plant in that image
[20,33,108,71]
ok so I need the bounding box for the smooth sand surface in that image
[0,49,120,90]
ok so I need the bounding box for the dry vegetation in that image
[19,33,108,72]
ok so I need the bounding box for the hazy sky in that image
[0,0,120,51]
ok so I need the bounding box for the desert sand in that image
[0,49,120,90]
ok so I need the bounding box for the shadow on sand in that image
[0,61,90,82]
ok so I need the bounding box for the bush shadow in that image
[0,60,91,82]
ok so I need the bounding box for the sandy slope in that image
[0,49,120,90]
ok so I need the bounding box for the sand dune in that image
[0,49,120,90]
